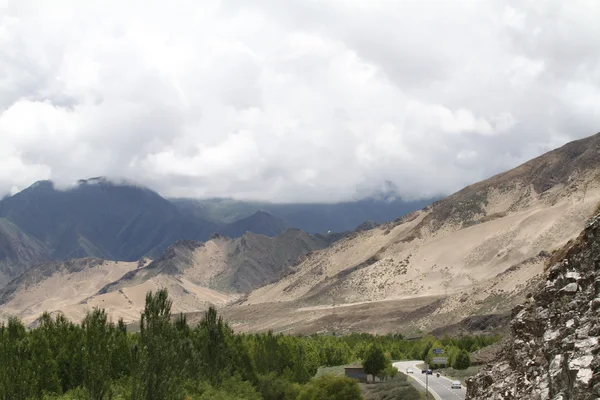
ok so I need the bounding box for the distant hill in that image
[0,178,289,284]
[217,210,288,239]
[0,229,337,325]
[171,197,435,234]
[99,228,335,295]
[0,177,431,287]
[0,178,217,261]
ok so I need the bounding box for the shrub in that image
[297,375,363,400]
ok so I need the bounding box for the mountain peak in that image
[218,210,287,238]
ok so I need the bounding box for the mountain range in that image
[226,132,600,334]
[0,178,278,286]
[172,196,434,234]
[0,177,428,288]
[1,132,600,336]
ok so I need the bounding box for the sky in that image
[0,0,599,203]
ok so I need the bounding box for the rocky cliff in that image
[467,211,600,399]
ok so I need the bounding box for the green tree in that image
[297,375,363,400]
[132,289,181,400]
[0,317,32,399]
[82,308,112,400]
[453,350,471,370]
[110,318,132,379]
[53,315,85,393]
[362,345,387,383]
[28,328,61,399]
[194,306,239,386]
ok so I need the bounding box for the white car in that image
[406,368,414,374]
[451,380,462,389]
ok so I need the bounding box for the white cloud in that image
[0,0,598,202]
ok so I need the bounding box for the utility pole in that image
[425,362,429,398]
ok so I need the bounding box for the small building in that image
[344,365,368,383]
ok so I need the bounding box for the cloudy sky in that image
[1,0,599,202]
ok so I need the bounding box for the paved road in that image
[393,361,466,400]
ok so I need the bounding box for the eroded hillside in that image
[0,229,333,325]
[224,133,600,333]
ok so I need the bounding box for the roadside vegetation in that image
[362,373,425,400]
[0,289,499,399]
[443,366,484,385]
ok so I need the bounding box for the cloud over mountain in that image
[1,0,598,202]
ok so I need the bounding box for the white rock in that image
[569,355,593,369]
[561,283,578,293]
[565,319,575,328]
[575,336,598,350]
[576,367,593,385]
[576,323,591,338]
[565,271,581,280]
[544,329,559,341]
[549,354,563,377]
[539,381,550,400]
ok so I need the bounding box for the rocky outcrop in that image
[467,212,600,399]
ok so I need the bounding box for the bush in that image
[385,365,398,380]
[257,373,301,400]
[453,350,470,370]
[362,373,421,400]
[47,387,90,400]
[297,375,363,400]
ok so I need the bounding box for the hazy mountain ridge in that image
[0,179,290,286]
[0,177,430,288]
[171,196,435,233]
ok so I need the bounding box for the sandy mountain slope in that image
[0,229,333,325]
[0,258,138,325]
[0,255,237,326]
[224,132,600,334]
[99,229,332,294]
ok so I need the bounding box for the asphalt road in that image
[393,361,466,400]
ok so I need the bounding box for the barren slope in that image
[229,132,600,333]
[0,258,138,324]
[0,229,333,325]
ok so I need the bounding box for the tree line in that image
[0,289,499,399]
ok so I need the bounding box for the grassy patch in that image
[473,294,508,315]
[315,365,346,378]
[361,373,425,400]
[443,366,483,385]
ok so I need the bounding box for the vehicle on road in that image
[406,368,414,374]
[426,369,433,375]
[451,380,462,389]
